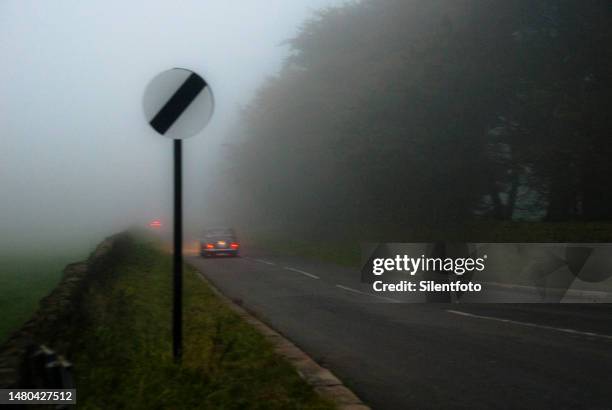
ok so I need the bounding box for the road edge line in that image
[446,309,612,340]
[191,264,371,410]
[482,281,612,300]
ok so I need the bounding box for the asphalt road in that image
[187,250,612,410]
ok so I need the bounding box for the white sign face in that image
[143,68,214,139]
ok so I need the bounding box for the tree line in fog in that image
[211,0,612,234]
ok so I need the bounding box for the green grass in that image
[0,251,85,343]
[246,221,612,269]
[248,235,360,267]
[451,221,612,243]
[243,222,612,291]
[71,234,334,410]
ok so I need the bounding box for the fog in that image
[3,0,611,259]
[0,0,341,255]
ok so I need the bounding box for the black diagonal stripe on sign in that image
[150,73,206,135]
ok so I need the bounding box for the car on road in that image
[200,227,240,257]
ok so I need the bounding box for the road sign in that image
[143,68,214,139]
[143,68,214,362]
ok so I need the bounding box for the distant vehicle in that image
[200,227,240,257]
[148,219,162,229]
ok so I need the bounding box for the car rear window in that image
[205,228,233,237]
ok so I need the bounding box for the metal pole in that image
[173,139,183,362]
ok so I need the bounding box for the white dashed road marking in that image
[284,267,320,280]
[335,285,400,303]
[253,258,276,266]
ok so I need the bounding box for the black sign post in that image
[143,68,214,362]
[173,138,183,360]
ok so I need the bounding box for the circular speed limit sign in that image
[142,67,214,361]
[143,68,214,139]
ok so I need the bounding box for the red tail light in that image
[205,243,214,249]
[230,242,240,249]
[149,219,162,228]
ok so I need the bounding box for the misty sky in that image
[0,0,342,252]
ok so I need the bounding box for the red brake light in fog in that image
[149,219,162,228]
[205,243,214,249]
[230,242,239,249]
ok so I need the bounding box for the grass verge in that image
[244,221,612,268]
[0,251,85,343]
[242,222,612,290]
[71,233,334,409]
